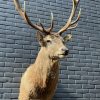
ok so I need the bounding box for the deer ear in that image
[36,31,46,46]
[64,34,72,41]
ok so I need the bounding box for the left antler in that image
[13,0,54,34]
[58,0,81,35]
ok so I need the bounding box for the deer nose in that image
[65,49,69,55]
[62,48,69,55]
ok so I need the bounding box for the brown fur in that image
[18,33,72,100]
[13,0,80,99]
[18,34,71,100]
[19,48,59,100]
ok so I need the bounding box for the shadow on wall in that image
[53,83,77,100]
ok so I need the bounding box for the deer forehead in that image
[44,35,64,42]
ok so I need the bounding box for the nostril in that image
[61,48,69,55]
[65,50,69,55]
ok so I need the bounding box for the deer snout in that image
[61,48,69,55]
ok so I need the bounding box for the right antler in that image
[58,0,81,35]
[13,0,54,34]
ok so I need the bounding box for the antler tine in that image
[68,8,81,29]
[68,23,78,30]
[58,0,81,35]
[13,0,47,33]
[46,11,54,33]
[39,19,46,32]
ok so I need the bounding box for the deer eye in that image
[46,40,52,43]
[46,40,51,43]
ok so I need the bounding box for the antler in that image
[46,11,54,32]
[13,0,54,34]
[58,0,81,35]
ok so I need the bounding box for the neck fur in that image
[34,47,59,87]
[35,47,59,67]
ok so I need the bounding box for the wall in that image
[0,0,100,100]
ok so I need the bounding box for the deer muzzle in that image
[61,48,69,56]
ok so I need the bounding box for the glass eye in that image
[47,40,51,43]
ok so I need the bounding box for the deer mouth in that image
[59,54,65,56]
[59,52,69,56]
[58,53,68,58]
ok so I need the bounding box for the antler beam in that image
[58,0,81,35]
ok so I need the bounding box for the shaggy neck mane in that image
[34,47,59,88]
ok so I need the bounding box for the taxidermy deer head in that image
[13,0,81,100]
[13,0,81,59]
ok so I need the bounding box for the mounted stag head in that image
[13,0,81,59]
[13,0,81,100]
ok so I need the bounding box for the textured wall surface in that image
[0,0,100,100]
